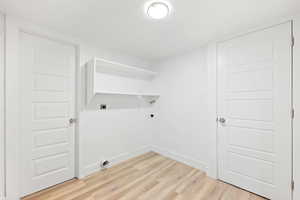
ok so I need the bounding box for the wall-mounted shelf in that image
[86,58,160,109]
[94,91,160,104]
[92,58,157,80]
[97,91,159,100]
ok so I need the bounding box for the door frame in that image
[0,12,5,200]
[293,14,300,200]
[5,15,80,199]
[215,22,294,199]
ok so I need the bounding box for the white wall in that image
[5,15,20,200]
[78,45,154,177]
[4,14,154,200]
[151,48,211,172]
[0,13,5,200]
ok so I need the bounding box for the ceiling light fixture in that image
[146,1,171,20]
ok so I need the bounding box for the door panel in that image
[228,126,274,152]
[20,32,76,196]
[217,23,292,200]
[227,99,273,121]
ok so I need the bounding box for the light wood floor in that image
[22,152,267,200]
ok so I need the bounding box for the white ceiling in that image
[1,0,299,62]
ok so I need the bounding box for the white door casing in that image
[293,16,300,200]
[0,13,5,200]
[20,32,76,196]
[217,22,292,200]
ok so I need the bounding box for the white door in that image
[20,32,76,196]
[217,23,292,200]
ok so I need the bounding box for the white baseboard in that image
[81,146,152,178]
[109,146,152,167]
[151,145,208,173]
[81,145,208,179]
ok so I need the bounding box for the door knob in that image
[218,117,226,124]
[69,118,77,125]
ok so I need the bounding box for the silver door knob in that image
[69,118,77,124]
[218,117,226,124]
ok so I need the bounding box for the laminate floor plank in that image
[22,152,268,200]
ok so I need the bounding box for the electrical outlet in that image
[100,160,110,169]
[100,104,107,110]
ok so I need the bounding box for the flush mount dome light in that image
[146,1,170,19]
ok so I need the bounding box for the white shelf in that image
[94,91,160,104]
[95,91,160,97]
[92,57,157,80]
[86,57,160,108]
